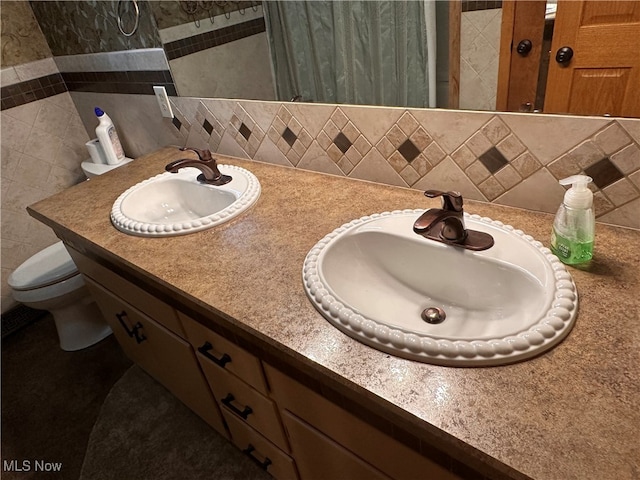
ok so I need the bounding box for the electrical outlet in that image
[153,86,174,118]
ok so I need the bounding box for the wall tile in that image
[597,197,640,230]
[495,168,565,214]
[297,141,343,176]
[30,0,161,56]
[164,96,638,228]
[0,1,52,67]
[414,157,484,201]
[602,179,639,207]
[1,91,93,312]
[14,58,59,82]
[459,9,501,111]
[1,67,21,86]
[349,148,406,187]
[610,144,640,174]
[619,119,640,144]
[500,113,609,165]
[593,123,633,155]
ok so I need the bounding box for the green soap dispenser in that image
[550,175,595,265]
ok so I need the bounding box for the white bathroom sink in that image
[111,165,260,237]
[303,210,578,366]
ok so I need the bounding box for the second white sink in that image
[111,165,260,237]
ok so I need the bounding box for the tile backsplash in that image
[165,96,638,230]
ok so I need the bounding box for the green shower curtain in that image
[263,1,433,108]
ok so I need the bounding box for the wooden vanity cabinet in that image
[66,244,459,480]
[180,313,298,480]
[67,247,227,437]
[264,364,461,480]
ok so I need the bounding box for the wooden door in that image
[544,0,640,117]
[496,0,548,112]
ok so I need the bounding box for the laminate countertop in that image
[29,147,640,480]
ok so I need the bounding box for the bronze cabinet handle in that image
[221,393,253,420]
[115,310,146,344]
[197,341,232,368]
[242,444,272,471]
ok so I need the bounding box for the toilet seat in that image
[8,242,78,291]
[11,273,86,304]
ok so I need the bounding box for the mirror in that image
[150,1,450,106]
[152,0,638,118]
[30,1,639,118]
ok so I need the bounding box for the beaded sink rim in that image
[302,210,579,367]
[111,165,260,237]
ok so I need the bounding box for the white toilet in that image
[7,157,132,351]
[8,243,111,351]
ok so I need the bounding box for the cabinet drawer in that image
[202,362,289,451]
[265,364,460,480]
[225,410,299,480]
[180,312,268,394]
[85,277,227,437]
[67,246,184,336]
[282,411,391,480]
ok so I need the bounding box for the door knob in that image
[516,39,533,56]
[555,46,574,65]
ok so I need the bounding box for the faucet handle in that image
[424,190,463,212]
[179,146,213,162]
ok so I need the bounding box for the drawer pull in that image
[221,393,253,419]
[242,444,272,471]
[115,310,146,344]
[198,341,232,367]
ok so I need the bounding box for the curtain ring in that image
[117,0,139,37]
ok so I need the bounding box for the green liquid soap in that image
[550,230,593,265]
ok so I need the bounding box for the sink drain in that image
[421,307,446,324]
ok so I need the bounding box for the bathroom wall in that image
[0,2,92,313]
[155,3,274,100]
[459,3,502,111]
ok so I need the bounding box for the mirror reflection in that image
[30,0,640,118]
[151,0,639,118]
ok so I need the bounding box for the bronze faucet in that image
[413,190,494,251]
[165,147,232,186]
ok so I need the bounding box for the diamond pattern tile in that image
[282,127,297,147]
[196,102,225,151]
[177,102,638,228]
[585,157,624,189]
[546,122,640,213]
[229,103,265,157]
[373,111,446,184]
[334,132,352,154]
[168,100,190,140]
[318,107,372,174]
[398,139,420,162]
[268,105,314,166]
[479,146,508,173]
[239,122,252,140]
[203,119,214,135]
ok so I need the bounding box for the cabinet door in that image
[265,364,460,480]
[67,246,184,336]
[225,412,299,480]
[85,278,227,437]
[281,411,391,480]
[202,361,289,451]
